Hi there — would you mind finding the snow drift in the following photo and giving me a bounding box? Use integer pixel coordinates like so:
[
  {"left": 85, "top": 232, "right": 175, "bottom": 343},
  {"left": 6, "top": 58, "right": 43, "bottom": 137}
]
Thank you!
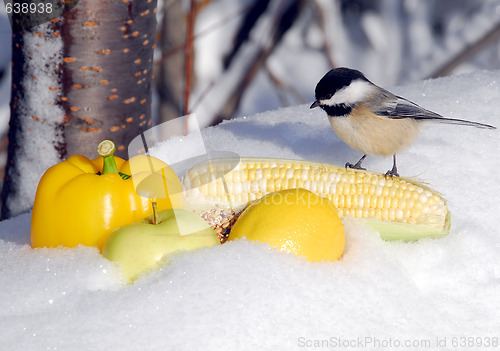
[{"left": 0, "top": 70, "right": 499, "bottom": 350}]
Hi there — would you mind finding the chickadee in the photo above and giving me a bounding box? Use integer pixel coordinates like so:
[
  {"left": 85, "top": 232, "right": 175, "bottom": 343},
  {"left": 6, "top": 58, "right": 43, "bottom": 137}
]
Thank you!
[{"left": 310, "top": 67, "right": 496, "bottom": 177}]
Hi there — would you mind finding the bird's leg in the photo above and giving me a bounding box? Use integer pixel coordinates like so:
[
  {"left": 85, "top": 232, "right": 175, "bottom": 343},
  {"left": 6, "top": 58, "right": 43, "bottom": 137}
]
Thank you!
[
  {"left": 346, "top": 154, "right": 367, "bottom": 170},
  {"left": 385, "top": 154, "right": 399, "bottom": 178}
]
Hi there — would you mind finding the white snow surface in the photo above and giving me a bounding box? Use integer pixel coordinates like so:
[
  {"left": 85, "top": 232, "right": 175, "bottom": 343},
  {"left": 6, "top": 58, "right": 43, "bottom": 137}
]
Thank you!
[{"left": 1, "top": 71, "right": 499, "bottom": 350}]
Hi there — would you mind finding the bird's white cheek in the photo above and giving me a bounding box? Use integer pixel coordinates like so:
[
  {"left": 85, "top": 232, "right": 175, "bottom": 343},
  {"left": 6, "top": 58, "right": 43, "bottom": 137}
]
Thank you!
[{"left": 322, "top": 80, "right": 375, "bottom": 106}]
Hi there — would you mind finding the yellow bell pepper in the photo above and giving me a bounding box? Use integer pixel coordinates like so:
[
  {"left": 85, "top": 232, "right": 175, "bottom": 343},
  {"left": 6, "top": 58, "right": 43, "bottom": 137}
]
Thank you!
[{"left": 31, "top": 140, "right": 184, "bottom": 251}]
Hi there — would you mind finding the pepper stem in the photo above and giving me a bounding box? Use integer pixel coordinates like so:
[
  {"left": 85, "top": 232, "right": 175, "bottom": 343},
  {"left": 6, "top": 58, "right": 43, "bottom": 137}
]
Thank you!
[
  {"left": 152, "top": 201, "right": 159, "bottom": 225},
  {"left": 97, "top": 140, "right": 119, "bottom": 175}
]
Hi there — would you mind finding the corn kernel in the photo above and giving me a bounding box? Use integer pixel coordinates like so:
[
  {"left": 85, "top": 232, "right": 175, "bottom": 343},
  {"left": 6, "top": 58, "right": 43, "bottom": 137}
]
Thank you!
[{"left": 183, "top": 158, "right": 448, "bottom": 230}]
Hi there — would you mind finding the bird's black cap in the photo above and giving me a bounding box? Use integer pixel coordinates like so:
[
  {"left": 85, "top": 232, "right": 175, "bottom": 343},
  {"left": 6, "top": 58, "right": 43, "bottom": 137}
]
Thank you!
[{"left": 314, "top": 67, "right": 369, "bottom": 101}]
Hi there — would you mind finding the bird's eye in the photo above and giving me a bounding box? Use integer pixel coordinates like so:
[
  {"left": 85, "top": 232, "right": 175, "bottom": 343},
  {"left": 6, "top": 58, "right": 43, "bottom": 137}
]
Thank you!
[{"left": 325, "top": 94, "right": 333, "bottom": 99}]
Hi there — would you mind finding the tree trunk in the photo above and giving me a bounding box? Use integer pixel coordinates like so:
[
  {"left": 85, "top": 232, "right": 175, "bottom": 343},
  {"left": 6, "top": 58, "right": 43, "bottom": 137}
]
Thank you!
[
  {"left": 1, "top": 0, "right": 158, "bottom": 219},
  {"left": 61, "top": 0, "right": 158, "bottom": 157},
  {"left": 155, "top": 0, "right": 185, "bottom": 123}
]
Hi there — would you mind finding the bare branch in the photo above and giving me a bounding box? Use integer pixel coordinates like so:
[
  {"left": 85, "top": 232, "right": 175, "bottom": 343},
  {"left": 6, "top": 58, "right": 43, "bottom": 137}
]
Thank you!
[
  {"left": 194, "top": 0, "right": 305, "bottom": 126},
  {"left": 428, "top": 22, "right": 500, "bottom": 79}
]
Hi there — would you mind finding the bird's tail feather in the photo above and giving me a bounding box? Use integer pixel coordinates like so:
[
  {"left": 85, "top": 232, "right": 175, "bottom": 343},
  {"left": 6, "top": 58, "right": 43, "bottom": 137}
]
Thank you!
[{"left": 416, "top": 116, "right": 496, "bottom": 129}]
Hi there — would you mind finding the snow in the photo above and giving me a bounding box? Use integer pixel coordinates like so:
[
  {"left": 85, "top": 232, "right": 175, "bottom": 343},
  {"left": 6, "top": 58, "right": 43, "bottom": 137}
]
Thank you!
[{"left": 1, "top": 70, "right": 500, "bottom": 350}]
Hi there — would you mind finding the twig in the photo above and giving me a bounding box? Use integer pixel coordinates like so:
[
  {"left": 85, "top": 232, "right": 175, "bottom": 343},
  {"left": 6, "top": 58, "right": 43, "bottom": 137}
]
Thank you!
[
  {"left": 311, "top": 0, "right": 336, "bottom": 68},
  {"left": 183, "top": 0, "right": 196, "bottom": 134},
  {"left": 264, "top": 64, "right": 307, "bottom": 106},
  {"left": 154, "top": 3, "right": 252, "bottom": 66},
  {"left": 428, "top": 22, "right": 500, "bottom": 78},
  {"left": 189, "top": 80, "right": 216, "bottom": 112},
  {"left": 209, "top": 0, "right": 305, "bottom": 126},
  {"left": 265, "top": 65, "right": 291, "bottom": 106}
]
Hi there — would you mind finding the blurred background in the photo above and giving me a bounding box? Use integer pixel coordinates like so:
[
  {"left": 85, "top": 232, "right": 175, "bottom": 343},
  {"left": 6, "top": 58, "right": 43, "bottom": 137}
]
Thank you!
[{"left": 1, "top": 0, "right": 500, "bottom": 178}]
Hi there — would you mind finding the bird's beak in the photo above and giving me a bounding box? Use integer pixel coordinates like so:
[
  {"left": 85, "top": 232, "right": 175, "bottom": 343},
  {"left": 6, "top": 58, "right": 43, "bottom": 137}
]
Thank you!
[{"left": 310, "top": 100, "right": 320, "bottom": 109}]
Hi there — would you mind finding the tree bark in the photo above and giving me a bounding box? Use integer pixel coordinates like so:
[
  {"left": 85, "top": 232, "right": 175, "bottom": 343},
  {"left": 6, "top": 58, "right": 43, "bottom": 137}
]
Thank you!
[
  {"left": 60, "top": 0, "right": 158, "bottom": 157},
  {"left": 1, "top": 19, "right": 65, "bottom": 219},
  {"left": 1, "top": 0, "right": 158, "bottom": 219}
]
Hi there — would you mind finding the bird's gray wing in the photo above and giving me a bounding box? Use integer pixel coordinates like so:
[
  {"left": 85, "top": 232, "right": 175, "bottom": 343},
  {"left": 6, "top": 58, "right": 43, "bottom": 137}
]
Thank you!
[
  {"left": 371, "top": 92, "right": 495, "bottom": 129},
  {"left": 371, "top": 91, "right": 443, "bottom": 119}
]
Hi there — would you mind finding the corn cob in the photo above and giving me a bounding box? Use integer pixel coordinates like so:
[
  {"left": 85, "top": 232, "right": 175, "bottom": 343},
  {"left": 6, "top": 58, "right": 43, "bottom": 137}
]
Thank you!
[{"left": 183, "top": 157, "right": 451, "bottom": 241}]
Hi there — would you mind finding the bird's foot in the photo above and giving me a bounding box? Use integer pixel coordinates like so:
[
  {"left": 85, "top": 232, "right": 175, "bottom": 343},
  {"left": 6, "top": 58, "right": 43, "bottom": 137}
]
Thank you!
[
  {"left": 345, "top": 161, "right": 366, "bottom": 170},
  {"left": 384, "top": 168, "right": 399, "bottom": 178},
  {"left": 345, "top": 155, "right": 367, "bottom": 170},
  {"left": 385, "top": 154, "right": 399, "bottom": 177}
]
